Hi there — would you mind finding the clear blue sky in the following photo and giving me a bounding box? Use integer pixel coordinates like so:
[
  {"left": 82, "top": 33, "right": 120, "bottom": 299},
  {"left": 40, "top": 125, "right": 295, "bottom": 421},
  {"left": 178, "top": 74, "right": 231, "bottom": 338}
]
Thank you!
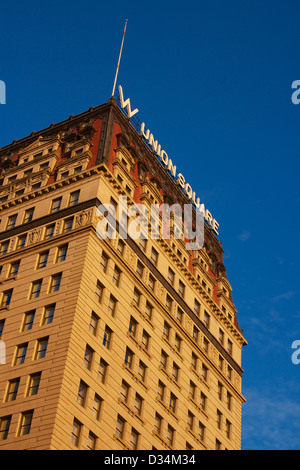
[{"left": 1, "top": 0, "right": 300, "bottom": 450}]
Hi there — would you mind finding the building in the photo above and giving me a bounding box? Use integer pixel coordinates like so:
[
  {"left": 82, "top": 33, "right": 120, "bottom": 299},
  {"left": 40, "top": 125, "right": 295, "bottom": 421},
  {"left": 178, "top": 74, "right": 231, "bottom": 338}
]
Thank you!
[{"left": 0, "top": 89, "right": 247, "bottom": 450}]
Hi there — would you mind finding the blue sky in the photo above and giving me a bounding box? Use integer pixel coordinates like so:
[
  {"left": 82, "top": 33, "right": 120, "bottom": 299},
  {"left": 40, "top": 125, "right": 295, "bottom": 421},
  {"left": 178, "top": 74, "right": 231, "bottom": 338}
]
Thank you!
[{"left": 1, "top": 0, "right": 300, "bottom": 450}]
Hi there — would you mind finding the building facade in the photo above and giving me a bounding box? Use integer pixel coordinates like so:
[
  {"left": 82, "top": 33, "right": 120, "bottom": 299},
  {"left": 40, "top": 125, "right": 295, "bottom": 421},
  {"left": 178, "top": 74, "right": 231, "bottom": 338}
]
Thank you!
[{"left": 0, "top": 93, "right": 246, "bottom": 450}]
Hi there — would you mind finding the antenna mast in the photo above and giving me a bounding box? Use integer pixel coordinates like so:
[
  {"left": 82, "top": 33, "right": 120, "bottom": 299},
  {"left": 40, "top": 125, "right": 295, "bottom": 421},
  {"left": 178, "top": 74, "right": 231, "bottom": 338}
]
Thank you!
[{"left": 112, "top": 19, "right": 128, "bottom": 97}]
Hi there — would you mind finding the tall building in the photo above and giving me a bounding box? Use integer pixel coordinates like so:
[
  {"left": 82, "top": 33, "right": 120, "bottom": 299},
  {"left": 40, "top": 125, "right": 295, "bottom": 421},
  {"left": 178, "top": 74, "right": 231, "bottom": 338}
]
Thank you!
[{"left": 0, "top": 89, "right": 246, "bottom": 450}]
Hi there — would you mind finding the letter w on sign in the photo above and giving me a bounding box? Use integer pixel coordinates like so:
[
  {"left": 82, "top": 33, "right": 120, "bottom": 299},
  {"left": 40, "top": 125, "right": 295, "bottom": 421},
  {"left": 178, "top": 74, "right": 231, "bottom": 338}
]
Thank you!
[{"left": 118, "top": 85, "right": 139, "bottom": 118}]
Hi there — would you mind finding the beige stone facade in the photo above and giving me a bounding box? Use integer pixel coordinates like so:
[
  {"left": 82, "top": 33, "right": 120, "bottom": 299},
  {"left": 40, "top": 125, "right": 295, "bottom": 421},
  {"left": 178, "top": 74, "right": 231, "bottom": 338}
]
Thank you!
[{"left": 0, "top": 97, "right": 246, "bottom": 450}]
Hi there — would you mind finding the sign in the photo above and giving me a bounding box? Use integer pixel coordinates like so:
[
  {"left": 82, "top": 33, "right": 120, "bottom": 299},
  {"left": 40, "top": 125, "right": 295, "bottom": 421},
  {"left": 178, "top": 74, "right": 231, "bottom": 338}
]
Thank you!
[{"left": 118, "top": 85, "right": 219, "bottom": 235}]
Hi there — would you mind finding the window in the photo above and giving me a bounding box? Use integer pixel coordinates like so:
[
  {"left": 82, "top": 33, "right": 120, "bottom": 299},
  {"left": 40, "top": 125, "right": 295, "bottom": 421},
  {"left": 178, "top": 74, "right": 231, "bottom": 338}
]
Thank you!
[
  {"left": 191, "top": 352, "right": 198, "bottom": 371},
  {"left": 1, "top": 289, "right": 13, "bottom": 307},
  {"left": 37, "top": 250, "right": 49, "bottom": 269},
  {"left": 168, "top": 267, "right": 175, "bottom": 285},
  {"left": 203, "top": 337, "right": 209, "bottom": 353},
  {"left": 0, "top": 416, "right": 11, "bottom": 441},
  {"left": 187, "top": 411, "right": 194, "bottom": 431},
  {"left": 227, "top": 339, "right": 233, "bottom": 355},
  {"left": 92, "top": 394, "right": 102, "bottom": 420},
  {"left": 130, "top": 428, "right": 139, "bottom": 450},
  {"left": 23, "top": 208, "right": 34, "bottom": 223},
  {"left": 8, "top": 260, "right": 20, "bottom": 277},
  {"left": 89, "top": 311, "right": 99, "bottom": 335},
  {"left": 145, "top": 301, "right": 153, "bottom": 320},
  {"left": 226, "top": 420, "right": 231, "bottom": 439},
  {"left": 0, "top": 240, "right": 9, "bottom": 255},
  {"left": 87, "top": 432, "right": 97, "bottom": 450},
  {"left": 108, "top": 295, "right": 117, "bottom": 317},
  {"left": 39, "top": 161, "right": 49, "bottom": 171},
  {"left": 154, "top": 413, "right": 162, "bottom": 435},
  {"left": 217, "top": 409, "right": 222, "bottom": 429},
  {"left": 44, "top": 224, "right": 55, "bottom": 239},
  {"left": 26, "top": 372, "right": 41, "bottom": 397},
  {"left": 148, "top": 273, "right": 156, "bottom": 291},
  {"left": 194, "top": 299, "right": 200, "bottom": 317},
  {"left": 166, "top": 294, "right": 173, "bottom": 311},
  {"left": 56, "top": 244, "right": 68, "bottom": 262},
  {"left": 136, "top": 260, "right": 144, "bottom": 278},
  {"left": 100, "top": 251, "right": 109, "bottom": 272},
  {"left": 7, "top": 214, "right": 17, "bottom": 230},
  {"left": 198, "top": 421, "right": 205, "bottom": 442},
  {"left": 129, "top": 316, "right": 138, "bottom": 336},
  {"left": 102, "top": 326, "right": 112, "bottom": 349},
  {"left": 50, "top": 197, "right": 62, "bottom": 213},
  {"left": 17, "top": 410, "right": 33, "bottom": 436},
  {"left": 218, "top": 381, "right": 223, "bottom": 400},
  {"left": 97, "top": 358, "right": 108, "bottom": 383},
  {"left": 150, "top": 247, "right": 158, "bottom": 265},
  {"left": 117, "top": 238, "right": 125, "bottom": 255},
  {"left": 63, "top": 217, "right": 73, "bottom": 233},
  {"left": 132, "top": 288, "right": 141, "bottom": 307},
  {"left": 157, "top": 381, "right": 165, "bottom": 401},
  {"left": 172, "top": 362, "right": 179, "bottom": 382},
  {"left": 167, "top": 425, "right": 175, "bottom": 447},
  {"left": 42, "top": 304, "right": 55, "bottom": 325},
  {"left": 193, "top": 326, "right": 199, "bottom": 342},
  {"left": 124, "top": 347, "right": 133, "bottom": 368},
  {"left": 112, "top": 265, "right": 121, "bottom": 287},
  {"left": 141, "top": 329, "right": 150, "bottom": 350},
  {"left": 160, "top": 350, "right": 168, "bottom": 370},
  {"left": 77, "top": 380, "right": 88, "bottom": 406},
  {"left": 176, "top": 307, "right": 183, "bottom": 323},
  {"left": 133, "top": 393, "right": 143, "bottom": 416},
  {"left": 14, "top": 343, "right": 28, "bottom": 365},
  {"left": 178, "top": 280, "right": 185, "bottom": 297},
  {"left": 34, "top": 337, "right": 48, "bottom": 360},
  {"left": 227, "top": 391, "right": 232, "bottom": 411},
  {"left": 0, "top": 319, "right": 5, "bottom": 338},
  {"left": 204, "top": 310, "right": 210, "bottom": 328},
  {"left": 115, "top": 415, "right": 125, "bottom": 439},
  {"left": 169, "top": 392, "right": 177, "bottom": 413},
  {"left": 49, "top": 273, "right": 62, "bottom": 293},
  {"left": 70, "top": 418, "right": 82, "bottom": 447},
  {"left": 16, "top": 234, "right": 26, "bottom": 249},
  {"left": 69, "top": 190, "right": 80, "bottom": 207},
  {"left": 202, "top": 364, "right": 208, "bottom": 381},
  {"left": 139, "top": 238, "right": 147, "bottom": 251},
  {"left": 219, "top": 328, "right": 224, "bottom": 345},
  {"left": 6, "top": 378, "right": 20, "bottom": 402},
  {"left": 30, "top": 279, "right": 42, "bottom": 299},
  {"left": 137, "top": 360, "right": 146, "bottom": 382},
  {"left": 200, "top": 392, "right": 207, "bottom": 411},
  {"left": 83, "top": 345, "right": 94, "bottom": 370},
  {"left": 120, "top": 380, "right": 130, "bottom": 403},
  {"left": 189, "top": 381, "right": 196, "bottom": 399},
  {"left": 95, "top": 281, "right": 104, "bottom": 303},
  {"left": 163, "top": 321, "right": 171, "bottom": 339},
  {"left": 22, "top": 310, "right": 35, "bottom": 331},
  {"left": 218, "top": 354, "right": 224, "bottom": 371}
]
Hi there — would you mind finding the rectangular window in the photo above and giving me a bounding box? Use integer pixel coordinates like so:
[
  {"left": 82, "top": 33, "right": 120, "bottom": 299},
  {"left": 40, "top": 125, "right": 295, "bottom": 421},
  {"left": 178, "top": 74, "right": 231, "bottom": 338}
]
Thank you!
[
  {"left": 167, "top": 425, "right": 174, "bottom": 447},
  {"left": 69, "top": 190, "right": 80, "bottom": 207},
  {"left": 0, "top": 319, "right": 5, "bottom": 338},
  {"left": 115, "top": 415, "right": 125, "bottom": 440},
  {"left": 97, "top": 358, "right": 108, "bottom": 383},
  {"left": 95, "top": 281, "right": 104, "bottom": 303},
  {"left": 166, "top": 294, "right": 173, "bottom": 311},
  {"left": 77, "top": 380, "right": 88, "bottom": 406},
  {"left": 30, "top": 279, "right": 42, "bottom": 299},
  {"left": 130, "top": 428, "right": 139, "bottom": 450},
  {"left": 44, "top": 224, "right": 55, "bottom": 239},
  {"left": 194, "top": 299, "right": 200, "bottom": 317},
  {"left": 0, "top": 416, "right": 11, "bottom": 441},
  {"left": 23, "top": 208, "right": 34, "bottom": 224},
  {"left": 16, "top": 234, "right": 27, "bottom": 249},
  {"left": 154, "top": 413, "right": 162, "bottom": 435},
  {"left": 18, "top": 410, "right": 34, "bottom": 436},
  {"left": 100, "top": 251, "right": 109, "bottom": 272},
  {"left": 1, "top": 289, "right": 13, "bottom": 307},
  {"left": 145, "top": 301, "right": 153, "bottom": 320},
  {"left": 178, "top": 280, "right": 185, "bottom": 297},
  {"left": 26, "top": 372, "right": 41, "bottom": 397},
  {"left": 148, "top": 274, "right": 156, "bottom": 291},
  {"left": 63, "top": 217, "right": 73, "bottom": 233},
  {"left": 120, "top": 380, "right": 130, "bottom": 403},
  {"left": 8, "top": 260, "right": 20, "bottom": 277},
  {"left": 6, "top": 378, "right": 20, "bottom": 402},
  {"left": 124, "top": 347, "right": 133, "bottom": 368},
  {"left": 87, "top": 432, "right": 97, "bottom": 450},
  {"left": 102, "top": 325, "right": 112, "bottom": 349},
  {"left": 34, "top": 337, "right": 49, "bottom": 360},
  {"left": 150, "top": 247, "right": 158, "bottom": 265},
  {"left": 83, "top": 345, "right": 94, "bottom": 370},
  {"left": 133, "top": 288, "right": 141, "bottom": 307},
  {"left": 70, "top": 418, "right": 82, "bottom": 447},
  {"left": 0, "top": 240, "right": 9, "bottom": 255},
  {"left": 42, "top": 304, "right": 55, "bottom": 325},
  {"left": 50, "top": 197, "right": 62, "bottom": 213},
  {"left": 37, "top": 251, "right": 49, "bottom": 269},
  {"left": 22, "top": 310, "right": 35, "bottom": 331},
  {"left": 49, "top": 273, "right": 62, "bottom": 293},
  {"left": 136, "top": 260, "right": 144, "bottom": 278},
  {"left": 129, "top": 316, "right": 138, "bottom": 336},
  {"left": 7, "top": 214, "right": 17, "bottom": 230},
  {"left": 108, "top": 295, "right": 117, "bottom": 317},
  {"left": 14, "top": 343, "right": 28, "bottom": 365},
  {"left": 92, "top": 394, "right": 102, "bottom": 420},
  {"left": 168, "top": 268, "right": 175, "bottom": 285},
  {"left": 56, "top": 244, "right": 68, "bottom": 262},
  {"left": 89, "top": 311, "right": 99, "bottom": 336},
  {"left": 112, "top": 265, "right": 121, "bottom": 287}
]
